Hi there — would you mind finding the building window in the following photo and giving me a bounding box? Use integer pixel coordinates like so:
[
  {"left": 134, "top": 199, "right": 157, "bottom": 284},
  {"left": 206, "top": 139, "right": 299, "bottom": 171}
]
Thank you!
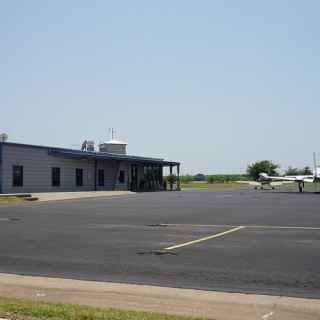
[
  {"left": 76, "top": 168, "right": 83, "bottom": 186},
  {"left": 98, "top": 169, "right": 104, "bottom": 186},
  {"left": 51, "top": 167, "right": 60, "bottom": 187},
  {"left": 119, "top": 170, "right": 125, "bottom": 183},
  {"left": 12, "top": 165, "right": 23, "bottom": 187}
]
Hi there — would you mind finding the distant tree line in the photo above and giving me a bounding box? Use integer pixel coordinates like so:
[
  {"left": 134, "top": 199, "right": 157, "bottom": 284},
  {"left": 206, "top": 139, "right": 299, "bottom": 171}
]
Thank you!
[
  {"left": 179, "top": 173, "right": 249, "bottom": 184},
  {"left": 174, "top": 160, "right": 313, "bottom": 184},
  {"left": 285, "top": 166, "right": 312, "bottom": 176}
]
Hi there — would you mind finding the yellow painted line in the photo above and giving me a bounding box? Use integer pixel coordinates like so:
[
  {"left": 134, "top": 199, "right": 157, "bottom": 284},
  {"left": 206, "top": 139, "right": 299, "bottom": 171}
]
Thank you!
[
  {"left": 165, "top": 223, "right": 238, "bottom": 228},
  {"left": 164, "top": 224, "right": 320, "bottom": 231},
  {"left": 164, "top": 226, "right": 245, "bottom": 251},
  {"left": 249, "top": 225, "right": 320, "bottom": 230}
]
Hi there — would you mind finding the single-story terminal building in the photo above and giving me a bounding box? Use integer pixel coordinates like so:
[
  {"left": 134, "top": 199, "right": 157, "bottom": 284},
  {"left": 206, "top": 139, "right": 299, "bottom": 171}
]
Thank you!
[{"left": 0, "top": 139, "right": 180, "bottom": 194}]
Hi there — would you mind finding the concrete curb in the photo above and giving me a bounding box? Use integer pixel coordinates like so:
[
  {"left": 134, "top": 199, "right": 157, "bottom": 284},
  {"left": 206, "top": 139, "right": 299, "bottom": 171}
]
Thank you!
[
  {"left": 31, "top": 191, "right": 135, "bottom": 202},
  {"left": 0, "top": 273, "right": 319, "bottom": 320}
]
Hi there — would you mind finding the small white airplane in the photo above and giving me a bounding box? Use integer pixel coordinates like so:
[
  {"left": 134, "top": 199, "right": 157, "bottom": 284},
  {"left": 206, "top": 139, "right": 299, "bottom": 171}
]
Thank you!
[
  {"left": 259, "top": 153, "right": 320, "bottom": 193},
  {"left": 236, "top": 180, "right": 291, "bottom": 190}
]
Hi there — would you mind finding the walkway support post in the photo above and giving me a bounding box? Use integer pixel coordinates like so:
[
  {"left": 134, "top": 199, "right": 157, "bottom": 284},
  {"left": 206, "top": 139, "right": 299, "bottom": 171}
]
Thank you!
[
  {"left": 177, "top": 164, "right": 181, "bottom": 191},
  {"left": 94, "top": 159, "right": 97, "bottom": 191},
  {"left": 170, "top": 165, "right": 173, "bottom": 191}
]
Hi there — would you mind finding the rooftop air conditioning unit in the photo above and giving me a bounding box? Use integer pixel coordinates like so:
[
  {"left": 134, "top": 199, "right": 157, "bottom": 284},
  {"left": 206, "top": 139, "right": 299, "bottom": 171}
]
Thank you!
[
  {"left": 81, "top": 140, "right": 95, "bottom": 152},
  {"left": 0, "top": 133, "right": 8, "bottom": 142},
  {"left": 86, "top": 141, "right": 95, "bottom": 152}
]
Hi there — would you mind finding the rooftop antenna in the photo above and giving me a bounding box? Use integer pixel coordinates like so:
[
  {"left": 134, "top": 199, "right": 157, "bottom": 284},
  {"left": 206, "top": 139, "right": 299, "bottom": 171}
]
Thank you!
[
  {"left": 111, "top": 128, "right": 116, "bottom": 140},
  {"left": 108, "top": 128, "right": 112, "bottom": 140},
  {"left": 108, "top": 128, "right": 116, "bottom": 140}
]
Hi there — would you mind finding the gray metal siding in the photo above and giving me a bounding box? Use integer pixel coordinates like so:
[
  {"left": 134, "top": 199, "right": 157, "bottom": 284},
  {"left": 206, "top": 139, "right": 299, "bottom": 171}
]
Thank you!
[
  {"left": 0, "top": 143, "right": 166, "bottom": 194},
  {"left": 96, "top": 160, "right": 119, "bottom": 191},
  {"left": 1, "top": 144, "right": 97, "bottom": 193}
]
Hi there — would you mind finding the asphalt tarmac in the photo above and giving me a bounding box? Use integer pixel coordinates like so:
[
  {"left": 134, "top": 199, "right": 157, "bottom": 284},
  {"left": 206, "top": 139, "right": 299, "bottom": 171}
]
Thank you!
[{"left": 0, "top": 187, "right": 320, "bottom": 299}]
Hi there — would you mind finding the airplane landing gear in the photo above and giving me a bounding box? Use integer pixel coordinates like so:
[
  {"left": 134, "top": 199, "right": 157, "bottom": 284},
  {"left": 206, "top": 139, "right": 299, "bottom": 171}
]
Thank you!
[{"left": 298, "top": 182, "right": 304, "bottom": 193}]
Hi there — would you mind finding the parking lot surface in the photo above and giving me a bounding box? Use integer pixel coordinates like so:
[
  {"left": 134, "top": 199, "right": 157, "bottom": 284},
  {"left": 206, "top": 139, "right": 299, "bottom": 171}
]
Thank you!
[{"left": 0, "top": 188, "right": 320, "bottom": 298}]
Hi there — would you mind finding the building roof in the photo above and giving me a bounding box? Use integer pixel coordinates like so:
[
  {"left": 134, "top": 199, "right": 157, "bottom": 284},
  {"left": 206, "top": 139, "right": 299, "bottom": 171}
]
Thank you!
[
  {"left": 100, "top": 139, "right": 128, "bottom": 145},
  {"left": 0, "top": 142, "right": 180, "bottom": 166}
]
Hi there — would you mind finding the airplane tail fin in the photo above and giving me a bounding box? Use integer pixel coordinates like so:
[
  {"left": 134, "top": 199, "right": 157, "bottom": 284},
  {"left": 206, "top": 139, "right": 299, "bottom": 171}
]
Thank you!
[{"left": 314, "top": 152, "right": 320, "bottom": 179}]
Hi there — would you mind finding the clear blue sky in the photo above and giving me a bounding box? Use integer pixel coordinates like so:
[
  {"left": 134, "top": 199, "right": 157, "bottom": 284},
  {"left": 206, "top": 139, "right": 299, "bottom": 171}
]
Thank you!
[{"left": 1, "top": 1, "right": 319, "bottom": 174}]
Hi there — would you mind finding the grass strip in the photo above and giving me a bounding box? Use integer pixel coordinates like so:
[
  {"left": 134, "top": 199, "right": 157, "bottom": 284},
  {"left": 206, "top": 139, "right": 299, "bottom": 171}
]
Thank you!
[
  {"left": 0, "top": 196, "right": 25, "bottom": 204},
  {"left": 0, "top": 296, "right": 205, "bottom": 320},
  {"left": 181, "top": 182, "right": 243, "bottom": 189}
]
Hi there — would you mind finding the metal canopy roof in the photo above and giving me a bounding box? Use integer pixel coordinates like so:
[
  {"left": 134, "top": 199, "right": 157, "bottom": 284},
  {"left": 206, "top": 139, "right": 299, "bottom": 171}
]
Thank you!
[{"left": 48, "top": 148, "right": 179, "bottom": 166}]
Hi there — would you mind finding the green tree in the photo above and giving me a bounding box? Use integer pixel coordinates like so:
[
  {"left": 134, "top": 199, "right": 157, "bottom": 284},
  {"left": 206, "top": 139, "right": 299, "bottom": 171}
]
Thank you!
[
  {"left": 180, "top": 174, "right": 194, "bottom": 183},
  {"left": 247, "top": 160, "right": 280, "bottom": 180},
  {"left": 285, "top": 166, "right": 300, "bottom": 176},
  {"left": 286, "top": 166, "right": 313, "bottom": 175},
  {"left": 166, "top": 174, "right": 177, "bottom": 187},
  {"left": 193, "top": 173, "right": 206, "bottom": 181},
  {"left": 206, "top": 175, "right": 215, "bottom": 184},
  {"left": 302, "top": 166, "right": 313, "bottom": 175}
]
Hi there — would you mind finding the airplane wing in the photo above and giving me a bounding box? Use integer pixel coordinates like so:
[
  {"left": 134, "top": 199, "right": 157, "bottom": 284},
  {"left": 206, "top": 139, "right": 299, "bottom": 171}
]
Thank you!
[
  {"left": 302, "top": 178, "right": 315, "bottom": 183},
  {"left": 267, "top": 176, "right": 300, "bottom": 181},
  {"left": 264, "top": 175, "right": 313, "bottom": 182},
  {"left": 270, "top": 181, "right": 294, "bottom": 186},
  {"left": 236, "top": 181, "right": 261, "bottom": 186}
]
